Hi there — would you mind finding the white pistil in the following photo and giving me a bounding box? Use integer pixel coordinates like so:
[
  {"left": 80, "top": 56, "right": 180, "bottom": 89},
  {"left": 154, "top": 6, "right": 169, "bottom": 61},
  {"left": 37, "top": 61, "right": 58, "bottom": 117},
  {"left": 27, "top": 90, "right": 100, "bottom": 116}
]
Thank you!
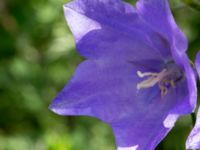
[
  {"left": 136, "top": 69, "right": 175, "bottom": 96},
  {"left": 137, "top": 71, "right": 158, "bottom": 78}
]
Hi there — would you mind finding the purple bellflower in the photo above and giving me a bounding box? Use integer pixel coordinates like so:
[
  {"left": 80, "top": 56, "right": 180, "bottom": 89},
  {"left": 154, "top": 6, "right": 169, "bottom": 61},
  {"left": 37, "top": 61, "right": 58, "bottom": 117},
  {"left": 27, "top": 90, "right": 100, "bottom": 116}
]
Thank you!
[
  {"left": 186, "top": 52, "right": 200, "bottom": 149},
  {"left": 49, "top": 0, "right": 198, "bottom": 149}
]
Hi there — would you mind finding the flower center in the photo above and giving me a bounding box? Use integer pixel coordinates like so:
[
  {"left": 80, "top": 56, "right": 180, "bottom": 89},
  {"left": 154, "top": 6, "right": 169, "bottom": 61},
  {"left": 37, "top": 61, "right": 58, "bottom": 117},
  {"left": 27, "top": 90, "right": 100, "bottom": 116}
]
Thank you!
[{"left": 136, "top": 64, "right": 183, "bottom": 96}]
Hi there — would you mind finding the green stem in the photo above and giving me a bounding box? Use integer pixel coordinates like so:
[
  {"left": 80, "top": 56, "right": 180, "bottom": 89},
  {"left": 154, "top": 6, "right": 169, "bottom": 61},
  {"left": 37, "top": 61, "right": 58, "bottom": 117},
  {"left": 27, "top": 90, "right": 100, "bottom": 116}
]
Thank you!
[
  {"left": 183, "top": 0, "right": 200, "bottom": 11},
  {"left": 191, "top": 112, "right": 196, "bottom": 126}
]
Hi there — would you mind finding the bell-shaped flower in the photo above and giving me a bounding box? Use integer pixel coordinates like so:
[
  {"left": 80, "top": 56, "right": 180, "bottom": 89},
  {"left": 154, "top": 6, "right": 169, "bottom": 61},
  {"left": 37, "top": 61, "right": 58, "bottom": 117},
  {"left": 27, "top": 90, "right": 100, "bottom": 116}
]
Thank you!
[{"left": 49, "top": 0, "right": 197, "bottom": 149}]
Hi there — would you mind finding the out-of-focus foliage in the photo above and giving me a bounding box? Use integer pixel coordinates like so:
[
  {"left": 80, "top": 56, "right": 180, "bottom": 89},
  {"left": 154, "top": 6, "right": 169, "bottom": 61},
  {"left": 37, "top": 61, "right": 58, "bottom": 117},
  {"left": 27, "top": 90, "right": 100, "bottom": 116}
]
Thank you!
[{"left": 0, "top": 0, "right": 200, "bottom": 149}]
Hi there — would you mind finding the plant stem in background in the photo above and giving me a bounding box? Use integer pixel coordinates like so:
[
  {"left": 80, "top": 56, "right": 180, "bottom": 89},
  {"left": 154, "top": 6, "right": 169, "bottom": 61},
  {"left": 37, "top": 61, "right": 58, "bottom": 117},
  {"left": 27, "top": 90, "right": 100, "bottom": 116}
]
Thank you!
[
  {"left": 183, "top": 0, "right": 200, "bottom": 11},
  {"left": 191, "top": 112, "right": 196, "bottom": 126}
]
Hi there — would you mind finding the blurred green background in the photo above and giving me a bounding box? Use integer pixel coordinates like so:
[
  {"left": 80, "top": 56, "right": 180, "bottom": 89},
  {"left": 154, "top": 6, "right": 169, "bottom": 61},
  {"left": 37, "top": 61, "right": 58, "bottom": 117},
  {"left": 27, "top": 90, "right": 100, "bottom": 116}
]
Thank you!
[{"left": 0, "top": 0, "right": 200, "bottom": 149}]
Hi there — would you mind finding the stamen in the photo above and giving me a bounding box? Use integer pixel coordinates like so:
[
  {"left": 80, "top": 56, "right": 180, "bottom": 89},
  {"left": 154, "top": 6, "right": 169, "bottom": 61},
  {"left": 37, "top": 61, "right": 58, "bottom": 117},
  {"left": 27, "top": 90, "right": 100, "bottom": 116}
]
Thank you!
[
  {"left": 136, "top": 68, "right": 179, "bottom": 96},
  {"left": 170, "top": 80, "right": 175, "bottom": 87},
  {"left": 159, "top": 85, "right": 168, "bottom": 96},
  {"left": 137, "top": 76, "right": 160, "bottom": 90},
  {"left": 137, "top": 69, "right": 167, "bottom": 89}
]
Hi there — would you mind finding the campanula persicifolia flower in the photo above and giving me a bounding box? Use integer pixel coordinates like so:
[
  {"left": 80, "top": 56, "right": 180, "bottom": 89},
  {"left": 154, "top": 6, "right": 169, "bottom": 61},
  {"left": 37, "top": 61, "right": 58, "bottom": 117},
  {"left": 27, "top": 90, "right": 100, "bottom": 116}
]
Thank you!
[{"left": 49, "top": 0, "right": 197, "bottom": 149}]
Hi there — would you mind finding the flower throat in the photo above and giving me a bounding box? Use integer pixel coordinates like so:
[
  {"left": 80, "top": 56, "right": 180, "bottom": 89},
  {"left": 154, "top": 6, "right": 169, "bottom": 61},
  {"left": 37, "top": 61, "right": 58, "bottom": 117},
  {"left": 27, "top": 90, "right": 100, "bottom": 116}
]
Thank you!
[{"left": 136, "top": 62, "right": 184, "bottom": 96}]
